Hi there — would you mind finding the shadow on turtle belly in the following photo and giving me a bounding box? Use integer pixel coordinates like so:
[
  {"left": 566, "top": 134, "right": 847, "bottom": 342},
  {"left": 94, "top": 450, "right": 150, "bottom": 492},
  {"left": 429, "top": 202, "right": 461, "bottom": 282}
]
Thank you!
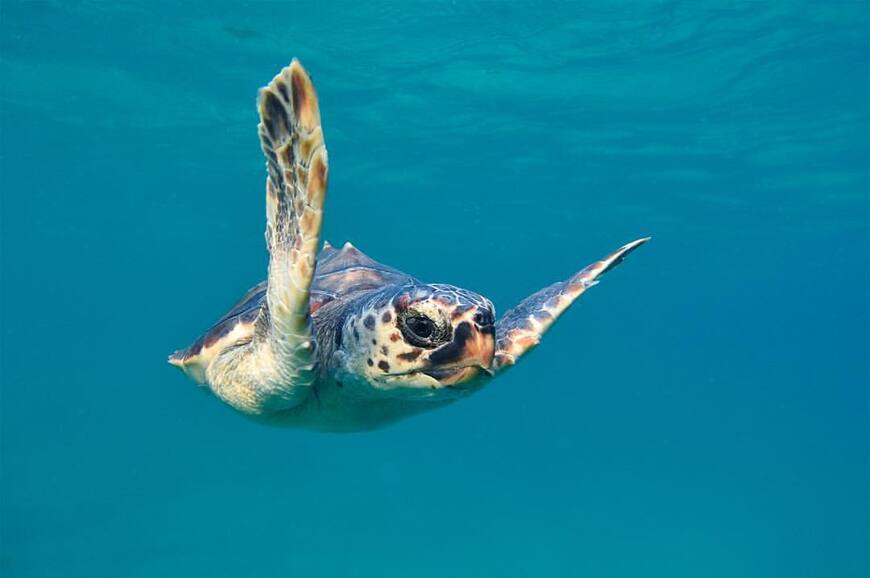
[{"left": 244, "top": 385, "right": 465, "bottom": 433}]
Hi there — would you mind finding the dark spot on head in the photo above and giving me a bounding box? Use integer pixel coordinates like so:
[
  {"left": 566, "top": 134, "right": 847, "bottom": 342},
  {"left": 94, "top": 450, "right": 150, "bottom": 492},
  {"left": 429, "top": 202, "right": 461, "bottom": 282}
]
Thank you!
[
  {"left": 428, "top": 322, "right": 473, "bottom": 365},
  {"left": 367, "top": 358, "right": 373, "bottom": 367},
  {"left": 389, "top": 333, "right": 400, "bottom": 342},
  {"left": 335, "top": 380, "right": 343, "bottom": 388},
  {"left": 382, "top": 311, "right": 392, "bottom": 323},
  {"left": 378, "top": 360, "right": 390, "bottom": 372},
  {"left": 380, "top": 345, "right": 389, "bottom": 356},
  {"left": 372, "top": 339, "right": 377, "bottom": 345},
  {"left": 474, "top": 310, "right": 495, "bottom": 326},
  {"left": 397, "top": 349, "right": 422, "bottom": 362},
  {"left": 363, "top": 315, "right": 376, "bottom": 330},
  {"left": 353, "top": 327, "right": 360, "bottom": 342}
]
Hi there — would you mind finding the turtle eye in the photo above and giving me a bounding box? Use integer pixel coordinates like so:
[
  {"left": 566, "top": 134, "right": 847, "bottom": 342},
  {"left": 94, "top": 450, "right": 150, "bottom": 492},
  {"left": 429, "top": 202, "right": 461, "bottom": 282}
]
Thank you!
[
  {"left": 406, "top": 316, "right": 433, "bottom": 338},
  {"left": 399, "top": 310, "right": 450, "bottom": 348}
]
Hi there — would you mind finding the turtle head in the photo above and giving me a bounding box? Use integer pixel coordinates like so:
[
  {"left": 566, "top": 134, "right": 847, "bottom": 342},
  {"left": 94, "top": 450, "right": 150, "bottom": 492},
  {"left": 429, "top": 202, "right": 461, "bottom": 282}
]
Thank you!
[{"left": 342, "top": 283, "right": 496, "bottom": 398}]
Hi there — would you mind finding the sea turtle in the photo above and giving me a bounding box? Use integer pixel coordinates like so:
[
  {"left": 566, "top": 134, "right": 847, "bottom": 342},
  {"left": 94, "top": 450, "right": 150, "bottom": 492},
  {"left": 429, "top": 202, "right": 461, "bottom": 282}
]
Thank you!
[{"left": 169, "top": 60, "right": 649, "bottom": 432}]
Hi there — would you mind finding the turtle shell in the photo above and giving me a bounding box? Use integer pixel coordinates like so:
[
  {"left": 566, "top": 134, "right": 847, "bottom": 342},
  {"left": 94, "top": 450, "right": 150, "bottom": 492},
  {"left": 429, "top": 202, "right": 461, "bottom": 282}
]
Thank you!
[
  {"left": 169, "top": 242, "right": 414, "bottom": 381},
  {"left": 310, "top": 241, "right": 414, "bottom": 305}
]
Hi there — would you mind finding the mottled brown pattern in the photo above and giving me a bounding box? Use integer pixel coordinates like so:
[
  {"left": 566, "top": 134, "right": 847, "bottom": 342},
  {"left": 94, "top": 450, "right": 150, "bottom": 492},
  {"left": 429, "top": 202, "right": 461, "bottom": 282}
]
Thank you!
[
  {"left": 397, "top": 349, "right": 422, "bottom": 362},
  {"left": 275, "top": 80, "right": 290, "bottom": 103},
  {"left": 291, "top": 66, "right": 317, "bottom": 130},
  {"left": 307, "top": 152, "right": 328, "bottom": 205},
  {"left": 291, "top": 69, "right": 306, "bottom": 107},
  {"left": 300, "top": 127, "right": 322, "bottom": 162},
  {"left": 392, "top": 293, "right": 411, "bottom": 311},
  {"left": 492, "top": 237, "right": 649, "bottom": 371},
  {"left": 278, "top": 144, "right": 294, "bottom": 168},
  {"left": 515, "top": 334, "right": 538, "bottom": 348},
  {"left": 261, "top": 90, "right": 288, "bottom": 142},
  {"left": 312, "top": 249, "right": 411, "bottom": 296},
  {"left": 533, "top": 311, "right": 552, "bottom": 323},
  {"left": 451, "top": 304, "right": 473, "bottom": 320},
  {"left": 299, "top": 208, "right": 318, "bottom": 236}
]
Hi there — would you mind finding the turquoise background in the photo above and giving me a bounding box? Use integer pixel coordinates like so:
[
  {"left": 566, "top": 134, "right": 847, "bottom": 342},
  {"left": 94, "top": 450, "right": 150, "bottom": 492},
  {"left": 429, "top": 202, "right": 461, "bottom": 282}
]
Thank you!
[{"left": 1, "top": 2, "right": 867, "bottom": 577}]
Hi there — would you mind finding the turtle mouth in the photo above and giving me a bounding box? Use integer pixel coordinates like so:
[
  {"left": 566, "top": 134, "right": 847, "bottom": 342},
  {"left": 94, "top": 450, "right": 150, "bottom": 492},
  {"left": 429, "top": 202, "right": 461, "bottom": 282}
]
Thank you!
[
  {"left": 421, "top": 367, "right": 463, "bottom": 380},
  {"left": 384, "top": 363, "right": 491, "bottom": 388},
  {"left": 422, "top": 364, "right": 490, "bottom": 386}
]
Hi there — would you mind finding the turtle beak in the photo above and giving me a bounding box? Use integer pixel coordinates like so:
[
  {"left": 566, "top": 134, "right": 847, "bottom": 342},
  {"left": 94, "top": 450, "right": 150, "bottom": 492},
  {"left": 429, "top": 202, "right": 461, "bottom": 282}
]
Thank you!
[
  {"left": 467, "top": 320, "right": 495, "bottom": 370},
  {"left": 424, "top": 320, "right": 495, "bottom": 385}
]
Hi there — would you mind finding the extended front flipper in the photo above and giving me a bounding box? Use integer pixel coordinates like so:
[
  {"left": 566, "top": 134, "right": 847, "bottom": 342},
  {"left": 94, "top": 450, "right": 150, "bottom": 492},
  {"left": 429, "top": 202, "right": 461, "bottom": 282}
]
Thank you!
[
  {"left": 170, "top": 61, "right": 328, "bottom": 415},
  {"left": 493, "top": 237, "right": 649, "bottom": 371}
]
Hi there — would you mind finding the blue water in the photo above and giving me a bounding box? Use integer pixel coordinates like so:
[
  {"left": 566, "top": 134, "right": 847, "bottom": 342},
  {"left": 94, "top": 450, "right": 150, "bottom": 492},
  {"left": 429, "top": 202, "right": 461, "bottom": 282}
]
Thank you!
[{"left": 1, "top": 2, "right": 867, "bottom": 576}]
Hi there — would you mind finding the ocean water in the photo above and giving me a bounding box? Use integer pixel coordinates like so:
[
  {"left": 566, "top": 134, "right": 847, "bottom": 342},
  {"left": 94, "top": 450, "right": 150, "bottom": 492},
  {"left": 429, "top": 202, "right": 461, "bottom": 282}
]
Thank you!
[{"left": 1, "top": 2, "right": 867, "bottom": 576}]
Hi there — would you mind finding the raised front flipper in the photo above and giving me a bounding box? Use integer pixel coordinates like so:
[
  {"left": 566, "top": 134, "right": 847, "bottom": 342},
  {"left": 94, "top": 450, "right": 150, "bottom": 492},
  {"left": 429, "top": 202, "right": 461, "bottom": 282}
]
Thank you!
[
  {"left": 493, "top": 237, "right": 649, "bottom": 371},
  {"left": 254, "top": 60, "right": 328, "bottom": 393},
  {"left": 170, "top": 61, "right": 328, "bottom": 415}
]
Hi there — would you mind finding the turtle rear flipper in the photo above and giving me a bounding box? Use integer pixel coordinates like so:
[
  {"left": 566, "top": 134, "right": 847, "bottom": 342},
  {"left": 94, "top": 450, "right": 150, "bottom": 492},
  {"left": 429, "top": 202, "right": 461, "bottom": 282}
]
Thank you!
[
  {"left": 493, "top": 237, "right": 649, "bottom": 371},
  {"left": 170, "top": 60, "right": 328, "bottom": 414}
]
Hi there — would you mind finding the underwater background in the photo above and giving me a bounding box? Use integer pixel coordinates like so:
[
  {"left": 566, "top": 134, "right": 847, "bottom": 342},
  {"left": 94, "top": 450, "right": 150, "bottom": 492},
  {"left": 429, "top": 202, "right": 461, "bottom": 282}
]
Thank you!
[{"left": 1, "top": 2, "right": 867, "bottom": 577}]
